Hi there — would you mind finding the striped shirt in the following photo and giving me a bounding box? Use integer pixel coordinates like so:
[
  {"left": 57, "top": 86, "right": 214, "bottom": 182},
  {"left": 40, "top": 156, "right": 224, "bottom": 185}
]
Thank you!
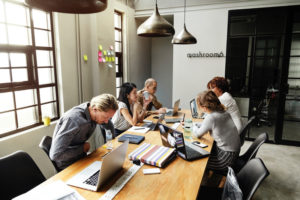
[{"left": 112, "top": 101, "right": 133, "bottom": 131}]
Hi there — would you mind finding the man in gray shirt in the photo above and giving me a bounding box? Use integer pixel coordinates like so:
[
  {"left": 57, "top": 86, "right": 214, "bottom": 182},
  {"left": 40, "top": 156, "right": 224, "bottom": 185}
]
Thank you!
[{"left": 50, "top": 94, "right": 118, "bottom": 171}]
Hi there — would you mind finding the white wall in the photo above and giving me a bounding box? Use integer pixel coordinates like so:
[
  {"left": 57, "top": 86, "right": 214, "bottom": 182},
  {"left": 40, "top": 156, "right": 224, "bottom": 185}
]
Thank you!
[{"left": 173, "top": 9, "right": 227, "bottom": 108}]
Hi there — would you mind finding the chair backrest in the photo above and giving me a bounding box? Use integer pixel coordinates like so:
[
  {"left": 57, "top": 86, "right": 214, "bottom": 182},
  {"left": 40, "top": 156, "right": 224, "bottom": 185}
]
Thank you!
[
  {"left": 0, "top": 150, "right": 46, "bottom": 200},
  {"left": 39, "top": 135, "right": 60, "bottom": 172},
  {"left": 240, "top": 132, "right": 268, "bottom": 163},
  {"left": 240, "top": 116, "right": 256, "bottom": 146},
  {"left": 236, "top": 158, "right": 270, "bottom": 200}
]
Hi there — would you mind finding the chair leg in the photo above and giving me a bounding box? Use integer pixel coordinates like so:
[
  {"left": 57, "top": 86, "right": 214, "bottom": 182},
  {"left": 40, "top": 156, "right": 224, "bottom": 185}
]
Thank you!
[{"left": 218, "top": 176, "right": 226, "bottom": 188}]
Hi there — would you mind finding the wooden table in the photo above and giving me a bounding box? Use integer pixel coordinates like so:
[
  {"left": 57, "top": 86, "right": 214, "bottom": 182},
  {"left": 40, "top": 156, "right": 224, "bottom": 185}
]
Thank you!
[{"left": 43, "top": 110, "right": 214, "bottom": 200}]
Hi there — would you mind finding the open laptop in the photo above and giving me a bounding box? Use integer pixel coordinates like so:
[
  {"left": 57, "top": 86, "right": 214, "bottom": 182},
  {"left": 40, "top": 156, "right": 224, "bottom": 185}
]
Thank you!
[
  {"left": 142, "top": 113, "right": 165, "bottom": 131},
  {"left": 190, "top": 98, "right": 205, "bottom": 119},
  {"left": 158, "top": 123, "right": 209, "bottom": 161},
  {"left": 166, "top": 99, "right": 180, "bottom": 116},
  {"left": 67, "top": 140, "right": 129, "bottom": 191}
]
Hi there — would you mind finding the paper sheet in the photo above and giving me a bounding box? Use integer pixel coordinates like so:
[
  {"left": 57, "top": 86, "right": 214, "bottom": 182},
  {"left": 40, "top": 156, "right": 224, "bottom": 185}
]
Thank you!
[{"left": 127, "top": 126, "right": 150, "bottom": 133}]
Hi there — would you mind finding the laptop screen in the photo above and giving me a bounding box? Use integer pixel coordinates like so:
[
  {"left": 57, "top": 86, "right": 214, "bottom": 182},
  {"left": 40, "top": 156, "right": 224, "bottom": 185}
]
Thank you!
[
  {"left": 158, "top": 124, "right": 186, "bottom": 156},
  {"left": 190, "top": 99, "right": 197, "bottom": 116}
]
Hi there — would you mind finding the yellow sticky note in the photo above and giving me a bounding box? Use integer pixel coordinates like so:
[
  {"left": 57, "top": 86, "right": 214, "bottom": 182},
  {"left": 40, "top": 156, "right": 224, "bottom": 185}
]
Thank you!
[
  {"left": 103, "top": 50, "right": 107, "bottom": 55},
  {"left": 98, "top": 45, "right": 103, "bottom": 51},
  {"left": 108, "top": 57, "right": 112, "bottom": 62},
  {"left": 83, "top": 54, "right": 88, "bottom": 61},
  {"left": 112, "top": 56, "right": 115, "bottom": 62},
  {"left": 105, "top": 56, "right": 109, "bottom": 61}
]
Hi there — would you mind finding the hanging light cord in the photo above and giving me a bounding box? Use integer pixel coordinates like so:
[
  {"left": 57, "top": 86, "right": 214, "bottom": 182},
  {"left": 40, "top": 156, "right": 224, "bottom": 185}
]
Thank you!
[{"left": 184, "top": 0, "right": 186, "bottom": 25}]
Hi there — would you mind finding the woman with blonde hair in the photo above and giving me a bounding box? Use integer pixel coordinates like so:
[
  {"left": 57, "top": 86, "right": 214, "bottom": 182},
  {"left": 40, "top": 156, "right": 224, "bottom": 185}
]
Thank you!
[{"left": 193, "top": 90, "right": 241, "bottom": 171}]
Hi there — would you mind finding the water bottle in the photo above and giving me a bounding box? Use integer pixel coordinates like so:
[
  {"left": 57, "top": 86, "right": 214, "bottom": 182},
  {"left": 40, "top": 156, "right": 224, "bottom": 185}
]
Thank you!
[
  {"left": 184, "top": 118, "right": 193, "bottom": 140},
  {"left": 106, "top": 130, "right": 113, "bottom": 151}
]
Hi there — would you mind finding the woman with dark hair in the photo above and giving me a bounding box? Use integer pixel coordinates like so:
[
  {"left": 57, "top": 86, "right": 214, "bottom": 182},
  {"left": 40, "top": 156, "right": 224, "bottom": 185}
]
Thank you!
[
  {"left": 193, "top": 90, "right": 241, "bottom": 172},
  {"left": 112, "top": 82, "right": 151, "bottom": 135},
  {"left": 207, "top": 77, "right": 243, "bottom": 133}
]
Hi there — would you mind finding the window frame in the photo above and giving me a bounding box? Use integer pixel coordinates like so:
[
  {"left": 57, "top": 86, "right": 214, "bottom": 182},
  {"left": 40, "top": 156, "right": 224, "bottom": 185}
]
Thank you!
[{"left": 0, "top": 0, "right": 59, "bottom": 138}]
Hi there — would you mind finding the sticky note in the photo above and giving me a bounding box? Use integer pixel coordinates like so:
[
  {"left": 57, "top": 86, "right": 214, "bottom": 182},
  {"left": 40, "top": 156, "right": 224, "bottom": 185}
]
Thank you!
[
  {"left": 112, "top": 57, "right": 115, "bottom": 62},
  {"left": 98, "top": 45, "right": 103, "bottom": 51},
  {"left": 110, "top": 45, "right": 114, "bottom": 50},
  {"left": 105, "top": 56, "right": 109, "bottom": 61},
  {"left": 108, "top": 64, "right": 113, "bottom": 68},
  {"left": 103, "top": 50, "right": 107, "bottom": 55},
  {"left": 98, "top": 51, "right": 102, "bottom": 56},
  {"left": 98, "top": 57, "right": 102, "bottom": 63},
  {"left": 83, "top": 54, "right": 88, "bottom": 61}
]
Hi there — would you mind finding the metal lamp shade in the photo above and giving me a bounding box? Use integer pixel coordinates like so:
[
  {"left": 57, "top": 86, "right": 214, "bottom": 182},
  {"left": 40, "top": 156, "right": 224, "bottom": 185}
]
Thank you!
[
  {"left": 137, "top": 4, "right": 175, "bottom": 37},
  {"left": 25, "top": 0, "right": 107, "bottom": 14},
  {"left": 172, "top": 24, "right": 197, "bottom": 44}
]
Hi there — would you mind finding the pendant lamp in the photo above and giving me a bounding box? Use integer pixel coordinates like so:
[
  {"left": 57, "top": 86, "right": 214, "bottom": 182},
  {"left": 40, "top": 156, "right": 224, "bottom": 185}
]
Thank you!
[
  {"left": 25, "top": 0, "right": 107, "bottom": 14},
  {"left": 172, "top": 0, "right": 197, "bottom": 44},
  {"left": 137, "top": 0, "right": 175, "bottom": 37}
]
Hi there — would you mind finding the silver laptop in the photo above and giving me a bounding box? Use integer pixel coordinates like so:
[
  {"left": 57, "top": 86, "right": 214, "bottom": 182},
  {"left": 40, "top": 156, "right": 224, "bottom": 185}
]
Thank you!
[
  {"left": 67, "top": 140, "right": 129, "bottom": 191},
  {"left": 190, "top": 99, "right": 205, "bottom": 119},
  {"left": 166, "top": 99, "right": 180, "bottom": 116}
]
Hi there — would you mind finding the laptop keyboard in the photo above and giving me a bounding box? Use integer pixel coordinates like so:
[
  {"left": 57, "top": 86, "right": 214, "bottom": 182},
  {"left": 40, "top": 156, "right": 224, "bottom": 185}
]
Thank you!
[{"left": 83, "top": 170, "right": 100, "bottom": 186}]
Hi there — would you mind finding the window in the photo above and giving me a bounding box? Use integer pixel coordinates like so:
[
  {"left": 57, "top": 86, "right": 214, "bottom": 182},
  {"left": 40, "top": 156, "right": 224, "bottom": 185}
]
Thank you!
[
  {"left": 0, "top": 0, "right": 59, "bottom": 137},
  {"left": 114, "top": 10, "right": 123, "bottom": 96}
]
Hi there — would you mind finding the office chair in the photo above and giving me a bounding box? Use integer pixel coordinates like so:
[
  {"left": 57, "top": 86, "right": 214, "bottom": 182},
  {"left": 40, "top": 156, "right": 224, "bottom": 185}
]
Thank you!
[
  {"left": 197, "top": 158, "right": 270, "bottom": 200},
  {"left": 233, "top": 132, "right": 268, "bottom": 173},
  {"left": 0, "top": 150, "right": 46, "bottom": 200},
  {"left": 239, "top": 116, "right": 256, "bottom": 146},
  {"left": 39, "top": 135, "right": 60, "bottom": 172}
]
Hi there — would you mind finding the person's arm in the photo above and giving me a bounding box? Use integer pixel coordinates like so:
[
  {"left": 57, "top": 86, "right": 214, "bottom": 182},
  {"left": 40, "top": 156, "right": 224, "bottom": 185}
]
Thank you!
[
  {"left": 100, "top": 119, "right": 115, "bottom": 140},
  {"left": 49, "top": 119, "right": 86, "bottom": 163},
  {"left": 192, "top": 115, "right": 213, "bottom": 138},
  {"left": 134, "top": 100, "right": 151, "bottom": 122},
  {"left": 152, "top": 95, "right": 163, "bottom": 109},
  {"left": 120, "top": 107, "right": 138, "bottom": 126}
]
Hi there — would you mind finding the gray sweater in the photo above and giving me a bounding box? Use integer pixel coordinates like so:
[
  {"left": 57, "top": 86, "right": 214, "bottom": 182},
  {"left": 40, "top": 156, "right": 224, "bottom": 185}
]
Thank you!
[
  {"left": 193, "top": 111, "right": 241, "bottom": 152},
  {"left": 50, "top": 103, "right": 114, "bottom": 170}
]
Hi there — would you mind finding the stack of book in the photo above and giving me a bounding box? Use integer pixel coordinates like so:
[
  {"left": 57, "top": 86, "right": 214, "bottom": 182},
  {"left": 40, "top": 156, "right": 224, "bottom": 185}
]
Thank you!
[{"left": 128, "top": 143, "right": 176, "bottom": 168}]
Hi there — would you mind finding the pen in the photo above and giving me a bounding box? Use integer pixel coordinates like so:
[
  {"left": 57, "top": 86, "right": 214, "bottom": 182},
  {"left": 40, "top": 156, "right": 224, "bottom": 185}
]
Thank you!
[{"left": 134, "top": 127, "right": 145, "bottom": 130}]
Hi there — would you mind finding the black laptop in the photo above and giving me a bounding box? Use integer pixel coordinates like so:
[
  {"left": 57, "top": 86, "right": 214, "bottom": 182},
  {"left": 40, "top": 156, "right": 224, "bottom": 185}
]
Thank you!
[
  {"left": 142, "top": 114, "right": 165, "bottom": 131},
  {"left": 158, "top": 123, "right": 210, "bottom": 161}
]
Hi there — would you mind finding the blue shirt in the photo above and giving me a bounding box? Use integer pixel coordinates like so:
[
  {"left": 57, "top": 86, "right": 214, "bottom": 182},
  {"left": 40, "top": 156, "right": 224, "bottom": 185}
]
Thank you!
[{"left": 50, "top": 102, "right": 114, "bottom": 170}]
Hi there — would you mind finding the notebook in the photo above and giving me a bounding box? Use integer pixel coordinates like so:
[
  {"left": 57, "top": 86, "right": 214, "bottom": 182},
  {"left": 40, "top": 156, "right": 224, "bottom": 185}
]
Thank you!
[
  {"left": 66, "top": 140, "right": 129, "bottom": 191},
  {"left": 158, "top": 123, "right": 210, "bottom": 161},
  {"left": 166, "top": 99, "right": 180, "bottom": 116},
  {"left": 190, "top": 98, "right": 205, "bottom": 119},
  {"left": 118, "top": 134, "right": 145, "bottom": 144},
  {"left": 128, "top": 143, "right": 176, "bottom": 168}
]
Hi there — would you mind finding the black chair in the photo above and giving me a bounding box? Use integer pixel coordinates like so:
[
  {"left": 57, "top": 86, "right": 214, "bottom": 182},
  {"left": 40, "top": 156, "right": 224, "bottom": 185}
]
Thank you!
[
  {"left": 39, "top": 135, "right": 60, "bottom": 172},
  {"left": 198, "top": 158, "right": 270, "bottom": 200},
  {"left": 240, "top": 116, "right": 256, "bottom": 146},
  {"left": 233, "top": 132, "right": 268, "bottom": 173},
  {"left": 0, "top": 151, "right": 46, "bottom": 200}
]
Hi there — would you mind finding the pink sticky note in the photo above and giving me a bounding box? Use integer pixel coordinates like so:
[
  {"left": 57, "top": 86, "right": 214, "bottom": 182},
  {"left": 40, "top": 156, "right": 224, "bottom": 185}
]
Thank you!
[
  {"left": 98, "top": 57, "right": 102, "bottom": 63},
  {"left": 98, "top": 51, "right": 102, "bottom": 56}
]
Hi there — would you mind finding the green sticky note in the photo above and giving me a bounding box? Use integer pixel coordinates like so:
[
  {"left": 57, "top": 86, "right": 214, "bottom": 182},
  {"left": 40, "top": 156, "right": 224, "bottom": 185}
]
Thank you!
[
  {"left": 103, "top": 50, "right": 107, "bottom": 55},
  {"left": 83, "top": 54, "right": 88, "bottom": 61},
  {"left": 98, "top": 45, "right": 103, "bottom": 51}
]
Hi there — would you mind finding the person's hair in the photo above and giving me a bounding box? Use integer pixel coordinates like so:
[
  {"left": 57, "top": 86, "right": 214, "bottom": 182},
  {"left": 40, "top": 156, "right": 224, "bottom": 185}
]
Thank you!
[
  {"left": 197, "top": 90, "right": 225, "bottom": 112},
  {"left": 118, "top": 82, "right": 137, "bottom": 116},
  {"left": 144, "top": 78, "right": 156, "bottom": 88},
  {"left": 207, "top": 76, "right": 229, "bottom": 93},
  {"left": 90, "top": 94, "right": 118, "bottom": 112}
]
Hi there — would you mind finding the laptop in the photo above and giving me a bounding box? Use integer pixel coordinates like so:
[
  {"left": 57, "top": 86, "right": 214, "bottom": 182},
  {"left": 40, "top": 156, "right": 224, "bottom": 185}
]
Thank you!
[
  {"left": 142, "top": 113, "right": 165, "bottom": 131},
  {"left": 166, "top": 99, "right": 180, "bottom": 116},
  {"left": 190, "top": 98, "right": 206, "bottom": 119},
  {"left": 158, "top": 123, "right": 210, "bottom": 161},
  {"left": 67, "top": 140, "right": 129, "bottom": 191}
]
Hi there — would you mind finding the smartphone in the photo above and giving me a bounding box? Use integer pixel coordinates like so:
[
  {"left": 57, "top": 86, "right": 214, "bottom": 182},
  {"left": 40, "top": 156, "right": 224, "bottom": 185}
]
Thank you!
[
  {"left": 192, "top": 141, "right": 208, "bottom": 148},
  {"left": 143, "top": 91, "right": 149, "bottom": 100}
]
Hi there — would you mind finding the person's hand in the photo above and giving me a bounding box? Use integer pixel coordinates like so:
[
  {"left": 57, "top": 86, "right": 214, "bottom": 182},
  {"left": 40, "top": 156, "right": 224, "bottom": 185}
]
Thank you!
[
  {"left": 143, "top": 94, "right": 153, "bottom": 107},
  {"left": 83, "top": 142, "right": 90, "bottom": 153},
  {"left": 158, "top": 107, "right": 166, "bottom": 114}
]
